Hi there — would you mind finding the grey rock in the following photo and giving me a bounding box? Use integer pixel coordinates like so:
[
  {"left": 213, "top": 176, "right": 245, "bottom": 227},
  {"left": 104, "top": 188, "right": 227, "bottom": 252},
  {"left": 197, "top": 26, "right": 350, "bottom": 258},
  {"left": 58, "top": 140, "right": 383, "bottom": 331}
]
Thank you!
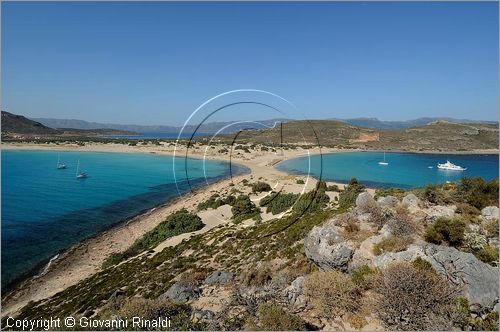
[
  {"left": 159, "top": 282, "right": 201, "bottom": 303},
  {"left": 373, "top": 243, "right": 499, "bottom": 309},
  {"left": 481, "top": 206, "right": 499, "bottom": 220},
  {"left": 283, "top": 276, "right": 307, "bottom": 309},
  {"left": 424, "top": 205, "right": 456, "bottom": 220},
  {"left": 304, "top": 223, "right": 354, "bottom": 271},
  {"left": 377, "top": 195, "right": 399, "bottom": 207},
  {"left": 204, "top": 271, "right": 235, "bottom": 285},
  {"left": 402, "top": 193, "right": 420, "bottom": 210},
  {"left": 356, "top": 192, "right": 375, "bottom": 212}
]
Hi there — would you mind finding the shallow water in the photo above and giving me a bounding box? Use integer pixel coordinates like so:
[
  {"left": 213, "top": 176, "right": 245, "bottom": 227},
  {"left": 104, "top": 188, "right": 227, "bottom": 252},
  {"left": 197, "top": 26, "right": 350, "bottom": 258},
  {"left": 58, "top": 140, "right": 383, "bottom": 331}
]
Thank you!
[
  {"left": 277, "top": 152, "right": 499, "bottom": 188},
  {"left": 1, "top": 150, "right": 245, "bottom": 290}
]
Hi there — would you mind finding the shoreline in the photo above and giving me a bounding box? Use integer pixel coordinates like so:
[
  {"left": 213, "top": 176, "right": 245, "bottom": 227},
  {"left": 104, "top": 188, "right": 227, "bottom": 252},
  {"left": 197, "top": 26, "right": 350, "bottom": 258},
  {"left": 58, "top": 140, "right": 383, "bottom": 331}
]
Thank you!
[{"left": 1, "top": 141, "right": 498, "bottom": 317}]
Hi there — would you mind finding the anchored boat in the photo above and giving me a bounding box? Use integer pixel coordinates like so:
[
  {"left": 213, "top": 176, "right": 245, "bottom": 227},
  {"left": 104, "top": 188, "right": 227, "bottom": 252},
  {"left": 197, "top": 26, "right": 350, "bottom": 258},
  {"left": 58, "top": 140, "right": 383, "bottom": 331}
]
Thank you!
[{"left": 437, "top": 160, "right": 466, "bottom": 171}]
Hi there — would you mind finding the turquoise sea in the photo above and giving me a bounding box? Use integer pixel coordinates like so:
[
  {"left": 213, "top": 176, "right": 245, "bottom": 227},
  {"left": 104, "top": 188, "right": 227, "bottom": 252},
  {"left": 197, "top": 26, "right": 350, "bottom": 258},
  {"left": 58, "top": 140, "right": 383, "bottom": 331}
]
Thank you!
[
  {"left": 1, "top": 150, "right": 246, "bottom": 291},
  {"left": 277, "top": 152, "right": 499, "bottom": 188}
]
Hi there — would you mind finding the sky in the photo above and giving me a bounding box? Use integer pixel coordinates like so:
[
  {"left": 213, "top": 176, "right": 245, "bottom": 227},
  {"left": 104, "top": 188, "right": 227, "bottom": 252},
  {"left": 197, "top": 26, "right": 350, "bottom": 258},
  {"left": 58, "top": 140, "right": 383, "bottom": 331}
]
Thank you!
[{"left": 1, "top": 1, "right": 498, "bottom": 126}]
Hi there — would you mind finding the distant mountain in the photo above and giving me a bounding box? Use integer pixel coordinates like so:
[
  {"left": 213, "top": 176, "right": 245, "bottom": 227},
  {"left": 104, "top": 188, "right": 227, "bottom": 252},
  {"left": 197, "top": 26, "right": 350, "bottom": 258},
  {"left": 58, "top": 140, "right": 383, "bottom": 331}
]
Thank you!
[
  {"left": 31, "top": 117, "right": 290, "bottom": 134},
  {"left": 333, "top": 117, "right": 498, "bottom": 129},
  {"left": 2, "top": 111, "right": 138, "bottom": 138},
  {"left": 2, "top": 111, "right": 60, "bottom": 136}
]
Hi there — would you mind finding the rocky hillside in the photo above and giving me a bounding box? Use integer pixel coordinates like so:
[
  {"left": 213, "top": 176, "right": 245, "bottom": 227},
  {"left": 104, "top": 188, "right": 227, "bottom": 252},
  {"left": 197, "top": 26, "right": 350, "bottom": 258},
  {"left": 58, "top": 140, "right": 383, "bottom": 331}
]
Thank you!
[
  {"left": 5, "top": 177, "right": 498, "bottom": 331},
  {"left": 1, "top": 111, "right": 60, "bottom": 136},
  {"left": 1, "top": 111, "right": 138, "bottom": 139},
  {"left": 218, "top": 120, "right": 499, "bottom": 152}
]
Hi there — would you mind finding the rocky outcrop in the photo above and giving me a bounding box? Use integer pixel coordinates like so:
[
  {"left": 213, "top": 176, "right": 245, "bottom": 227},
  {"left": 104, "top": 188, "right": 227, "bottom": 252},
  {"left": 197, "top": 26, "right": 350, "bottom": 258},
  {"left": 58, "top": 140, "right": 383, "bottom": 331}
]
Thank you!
[
  {"left": 204, "top": 271, "right": 234, "bottom": 285},
  {"left": 402, "top": 193, "right": 420, "bottom": 211},
  {"left": 481, "top": 206, "right": 499, "bottom": 220},
  {"left": 304, "top": 222, "right": 354, "bottom": 271},
  {"left": 373, "top": 243, "right": 499, "bottom": 310},
  {"left": 283, "top": 276, "right": 307, "bottom": 310},
  {"left": 423, "top": 205, "right": 456, "bottom": 220},
  {"left": 377, "top": 195, "right": 399, "bottom": 207},
  {"left": 160, "top": 282, "right": 201, "bottom": 303},
  {"left": 356, "top": 192, "right": 375, "bottom": 212}
]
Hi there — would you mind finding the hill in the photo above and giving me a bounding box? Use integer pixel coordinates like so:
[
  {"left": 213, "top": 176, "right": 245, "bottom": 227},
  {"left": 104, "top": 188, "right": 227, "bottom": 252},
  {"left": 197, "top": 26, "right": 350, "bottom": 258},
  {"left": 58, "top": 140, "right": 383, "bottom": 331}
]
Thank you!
[
  {"left": 219, "top": 120, "right": 499, "bottom": 151},
  {"left": 1, "top": 111, "right": 138, "bottom": 139},
  {"left": 333, "top": 117, "right": 498, "bottom": 129},
  {"left": 1, "top": 111, "right": 61, "bottom": 136}
]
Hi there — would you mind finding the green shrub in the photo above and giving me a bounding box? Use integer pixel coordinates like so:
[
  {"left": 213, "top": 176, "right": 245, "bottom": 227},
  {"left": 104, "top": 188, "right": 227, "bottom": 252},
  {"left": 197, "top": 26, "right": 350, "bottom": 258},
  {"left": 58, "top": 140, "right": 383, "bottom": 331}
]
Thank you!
[
  {"left": 246, "top": 304, "right": 306, "bottom": 331},
  {"left": 484, "top": 219, "right": 499, "bottom": 238},
  {"left": 250, "top": 181, "right": 272, "bottom": 193},
  {"left": 102, "top": 209, "right": 203, "bottom": 268},
  {"left": 260, "top": 192, "right": 299, "bottom": 215},
  {"left": 472, "top": 311, "right": 499, "bottom": 331},
  {"left": 232, "top": 195, "right": 260, "bottom": 223},
  {"left": 464, "top": 232, "right": 487, "bottom": 251},
  {"left": 424, "top": 218, "right": 465, "bottom": 247},
  {"left": 296, "top": 179, "right": 305, "bottom": 185},
  {"left": 412, "top": 257, "right": 434, "bottom": 272},
  {"left": 338, "top": 178, "right": 365, "bottom": 209},
  {"left": 457, "top": 178, "right": 499, "bottom": 209},
  {"left": 474, "top": 245, "right": 499, "bottom": 266},
  {"left": 351, "top": 265, "right": 376, "bottom": 290},
  {"left": 326, "top": 184, "right": 340, "bottom": 192},
  {"left": 292, "top": 185, "right": 330, "bottom": 215}
]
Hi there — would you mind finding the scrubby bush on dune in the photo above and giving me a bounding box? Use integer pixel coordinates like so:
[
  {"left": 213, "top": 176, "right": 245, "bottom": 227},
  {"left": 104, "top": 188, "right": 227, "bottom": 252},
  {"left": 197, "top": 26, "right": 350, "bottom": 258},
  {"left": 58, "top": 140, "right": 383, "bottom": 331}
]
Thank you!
[
  {"left": 296, "top": 179, "right": 305, "bottom": 184},
  {"left": 250, "top": 181, "right": 272, "bottom": 193},
  {"left": 292, "top": 182, "right": 330, "bottom": 215},
  {"left": 231, "top": 195, "right": 261, "bottom": 223},
  {"left": 305, "top": 270, "right": 361, "bottom": 316},
  {"left": 424, "top": 217, "right": 465, "bottom": 247},
  {"left": 338, "top": 178, "right": 365, "bottom": 209},
  {"left": 375, "top": 262, "right": 465, "bottom": 331},
  {"left": 102, "top": 209, "right": 203, "bottom": 268},
  {"left": 260, "top": 192, "right": 299, "bottom": 215}
]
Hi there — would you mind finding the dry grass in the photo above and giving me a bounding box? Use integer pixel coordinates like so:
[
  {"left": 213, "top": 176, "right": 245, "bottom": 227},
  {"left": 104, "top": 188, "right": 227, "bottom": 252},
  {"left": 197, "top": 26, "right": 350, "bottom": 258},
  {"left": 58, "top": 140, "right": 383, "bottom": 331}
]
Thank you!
[{"left": 305, "top": 270, "right": 361, "bottom": 316}]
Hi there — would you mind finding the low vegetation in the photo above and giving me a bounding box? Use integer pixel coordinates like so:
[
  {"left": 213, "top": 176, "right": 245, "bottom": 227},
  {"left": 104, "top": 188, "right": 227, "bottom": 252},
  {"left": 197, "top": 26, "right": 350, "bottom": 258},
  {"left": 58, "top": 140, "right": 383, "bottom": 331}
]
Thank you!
[
  {"left": 338, "top": 178, "right": 365, "bottom": 209},
  {"left": 231, "top": 194, "right": 261, "bottom": 223},
  {"left": 259, "top": 192, "right": 299, "bottom": 215},
  {"left": 102, "top": 209, "right": 203, "bottom": 268},
  {"left": 424, "top": 217, "right": 466, "bottom": 248}
]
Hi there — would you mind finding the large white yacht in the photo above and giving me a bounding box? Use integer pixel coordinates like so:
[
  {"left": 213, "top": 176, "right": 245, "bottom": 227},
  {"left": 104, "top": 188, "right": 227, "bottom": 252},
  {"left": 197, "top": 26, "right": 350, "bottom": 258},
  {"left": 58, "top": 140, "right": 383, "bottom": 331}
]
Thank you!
[{"left": 437, "top": 160, "right": 466, "bottom": 171}]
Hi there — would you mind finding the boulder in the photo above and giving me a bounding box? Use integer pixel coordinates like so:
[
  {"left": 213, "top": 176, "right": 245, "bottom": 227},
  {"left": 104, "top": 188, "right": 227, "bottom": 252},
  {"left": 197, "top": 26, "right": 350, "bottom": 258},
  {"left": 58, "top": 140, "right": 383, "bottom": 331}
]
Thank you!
[
  {"left": 283, "top": 276, "right": 307, "bottom": 310},
  {"left": 204, "top": 271, "right": 235, "bottom": 285},
  {"left": 377, "top": 195, "right": 399, "bottom": 207},
  {"left": 402, "top": 193, "right": 420, "bottom": 211},
  {"left": 356, "top": 192, "right": 375, "bottom": 212},
  {"left": 424, "top": 205, "right": 456, "bottom": 220},
  {"left": 481, "top": 206, "right": 499, "bottom": 220},
  {"left": 304, "top": 223, "right": 354, "bottom": 271},
  {"left": 159, "top": 282, "right": 201, "bottom": 303},
  {"left": 373, "top": 243, "right": 499, "bottom": 310}
]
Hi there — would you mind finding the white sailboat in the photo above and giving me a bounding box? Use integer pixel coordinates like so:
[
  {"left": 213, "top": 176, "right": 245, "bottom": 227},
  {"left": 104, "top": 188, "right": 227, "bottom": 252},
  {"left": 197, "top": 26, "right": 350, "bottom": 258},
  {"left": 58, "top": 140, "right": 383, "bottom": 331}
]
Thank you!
[
  {"left": 57, "top": 154, "right": 67, "bottom": 169},
  {"left": 378, "top": 152, "right": 389, "bottom": 166},
  {"left": 76, "top": 160, "right": 88, "bottom": 179}
]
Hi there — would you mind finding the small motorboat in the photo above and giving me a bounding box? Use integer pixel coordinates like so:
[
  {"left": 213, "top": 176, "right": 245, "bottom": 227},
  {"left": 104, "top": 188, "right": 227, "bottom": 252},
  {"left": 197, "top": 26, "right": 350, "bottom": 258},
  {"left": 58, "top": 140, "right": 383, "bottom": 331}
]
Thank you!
[{"left": 437, "top": 160, "right": 466, "bottom": 171}]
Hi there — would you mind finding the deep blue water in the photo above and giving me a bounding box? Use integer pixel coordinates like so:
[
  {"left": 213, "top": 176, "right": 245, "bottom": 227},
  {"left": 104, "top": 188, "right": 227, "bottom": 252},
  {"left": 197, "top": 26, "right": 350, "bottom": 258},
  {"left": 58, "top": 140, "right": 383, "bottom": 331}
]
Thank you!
[
  {"left": 277, "top": 152, "right": 499, "bottom": 188},
  {"left": 1, "top": 150, "right": 246, "bottom": 290}
]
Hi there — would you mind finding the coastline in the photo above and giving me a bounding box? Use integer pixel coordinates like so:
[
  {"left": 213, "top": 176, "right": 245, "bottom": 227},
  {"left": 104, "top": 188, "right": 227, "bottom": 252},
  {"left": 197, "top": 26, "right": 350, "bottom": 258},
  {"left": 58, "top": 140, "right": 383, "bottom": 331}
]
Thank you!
[
  {"left": 1, "top": 141, "right": 320, "bottom": 317},
  {"left": 1, "top": 141, "right": 498, "bottom": 317}
]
